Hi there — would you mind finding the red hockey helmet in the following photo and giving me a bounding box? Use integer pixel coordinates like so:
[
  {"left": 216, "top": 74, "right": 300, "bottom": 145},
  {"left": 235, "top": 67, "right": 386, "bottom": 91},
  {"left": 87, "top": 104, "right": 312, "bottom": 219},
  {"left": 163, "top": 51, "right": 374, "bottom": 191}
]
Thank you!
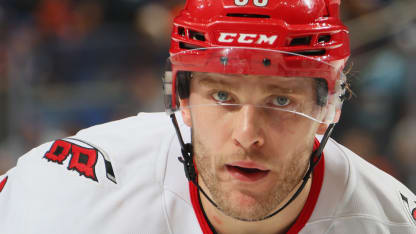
[{"left": 164, "top": 0, "right": 350, "bottom": 124}]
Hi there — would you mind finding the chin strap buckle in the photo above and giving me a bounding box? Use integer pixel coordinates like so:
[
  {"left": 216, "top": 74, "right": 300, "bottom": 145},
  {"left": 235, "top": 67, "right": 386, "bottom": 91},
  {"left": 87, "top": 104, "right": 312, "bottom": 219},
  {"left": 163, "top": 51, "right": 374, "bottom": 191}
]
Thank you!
[
  {"left": 169, "top": 113, "right": 197, "bottom": 183},
  {"left": 178, "top": 143, "right": 197, "bottom": 182}
]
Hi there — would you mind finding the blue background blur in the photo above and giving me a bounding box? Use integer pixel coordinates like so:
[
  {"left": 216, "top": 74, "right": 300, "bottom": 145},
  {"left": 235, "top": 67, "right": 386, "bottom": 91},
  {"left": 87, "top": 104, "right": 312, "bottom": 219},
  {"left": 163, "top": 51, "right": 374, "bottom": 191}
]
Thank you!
[{"left": 0, "top": 0, "right": 415, "bottom": 192}]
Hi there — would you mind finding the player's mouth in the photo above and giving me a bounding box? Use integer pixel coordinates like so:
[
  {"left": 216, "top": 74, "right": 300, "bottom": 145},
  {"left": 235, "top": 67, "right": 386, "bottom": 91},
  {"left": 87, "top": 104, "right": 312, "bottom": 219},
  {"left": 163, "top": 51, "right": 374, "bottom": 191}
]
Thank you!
[{"left": 226, "top": 162, "right": 270, "bottom": 182}]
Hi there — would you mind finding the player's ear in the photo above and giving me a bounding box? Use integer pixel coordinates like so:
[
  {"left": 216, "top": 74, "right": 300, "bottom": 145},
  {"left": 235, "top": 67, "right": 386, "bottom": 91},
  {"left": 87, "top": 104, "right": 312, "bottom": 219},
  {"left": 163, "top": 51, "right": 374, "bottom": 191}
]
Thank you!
[
  {"left": 317, "top": 109, "right": 341, "bottom": 134},
  {"left": 333, "top": 109, "right": 341, "bottom": 124},
  {"left": 179, "top": 98, "right": 192, "bottom": 127},
  {"left": 317, "top": 123, "right": 328, "bottom": 135}
]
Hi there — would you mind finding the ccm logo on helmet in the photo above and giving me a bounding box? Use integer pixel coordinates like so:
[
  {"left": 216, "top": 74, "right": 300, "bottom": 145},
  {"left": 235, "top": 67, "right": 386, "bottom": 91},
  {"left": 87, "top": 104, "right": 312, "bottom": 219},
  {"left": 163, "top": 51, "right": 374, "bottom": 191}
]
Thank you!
[{"left": 217, "top": 33, "right": 278, "bottom": 45}]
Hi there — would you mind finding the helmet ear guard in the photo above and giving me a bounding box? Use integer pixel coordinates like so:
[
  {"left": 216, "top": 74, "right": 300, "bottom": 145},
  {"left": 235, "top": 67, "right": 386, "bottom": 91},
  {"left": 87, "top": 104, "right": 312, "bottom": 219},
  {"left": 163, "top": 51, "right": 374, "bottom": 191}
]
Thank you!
[
  {"left": 162, "top": 70, "right": 174, "bottom": 115},
  {"left": 163, "top": 57, "right": 193, "bottom": 114},
  {"left": 321, "top": 72, "right": 347, "bottom": 124},
  {"left": 176, "top": 71, "right": 192, "bottom": 100},
  {"left": 163, "top": 70, "right": 192, "bottom": 114}
]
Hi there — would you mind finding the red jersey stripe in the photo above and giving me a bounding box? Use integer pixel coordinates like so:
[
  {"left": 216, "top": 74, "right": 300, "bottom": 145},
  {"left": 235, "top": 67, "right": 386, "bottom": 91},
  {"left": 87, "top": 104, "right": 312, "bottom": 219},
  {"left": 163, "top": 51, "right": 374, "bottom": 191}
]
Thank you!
[{"left": 0, "top": 176, "right": 8, "bottom": 193}]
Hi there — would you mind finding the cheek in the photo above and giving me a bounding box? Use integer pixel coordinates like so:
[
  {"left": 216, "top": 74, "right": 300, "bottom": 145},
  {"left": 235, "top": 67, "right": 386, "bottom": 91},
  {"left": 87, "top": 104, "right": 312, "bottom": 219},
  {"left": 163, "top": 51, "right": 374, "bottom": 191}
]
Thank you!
[
  {"left": 267, "top": 119, "right": 318, "bottom": 159},
  {"left": 191, "top": 109, "right": 233, "bottom": 151},
  {"left": 272, "top": 117, "right": 318, "bottom": 137}
]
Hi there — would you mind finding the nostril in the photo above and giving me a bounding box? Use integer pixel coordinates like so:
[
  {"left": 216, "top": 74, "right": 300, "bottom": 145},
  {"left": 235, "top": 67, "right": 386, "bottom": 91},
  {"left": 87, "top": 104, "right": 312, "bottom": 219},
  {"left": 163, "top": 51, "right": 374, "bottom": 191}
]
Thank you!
[
  {"left": 233, "top": 136, "right": 264, "bottom": 149},
  {"left": 233, "top": 139, "right": 242, "bottom": 147}
]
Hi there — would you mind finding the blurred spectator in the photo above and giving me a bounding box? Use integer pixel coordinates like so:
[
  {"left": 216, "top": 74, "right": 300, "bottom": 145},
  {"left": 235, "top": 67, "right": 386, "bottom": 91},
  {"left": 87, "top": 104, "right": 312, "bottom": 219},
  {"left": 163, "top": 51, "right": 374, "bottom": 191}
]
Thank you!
[
  {"left": 135, "top": 3, "right": 172, "bottom": 45},
  {"left": 342, "top": 0, "right": 392, "bottom": 19},
  {"left": 36, "top": 0, "right": 73, "bottom": 39}
]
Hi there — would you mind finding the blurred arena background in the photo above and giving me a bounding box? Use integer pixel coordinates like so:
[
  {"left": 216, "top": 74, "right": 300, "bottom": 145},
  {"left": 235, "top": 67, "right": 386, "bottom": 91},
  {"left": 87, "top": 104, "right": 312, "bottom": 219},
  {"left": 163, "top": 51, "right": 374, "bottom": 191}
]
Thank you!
[{"left": 0, "top": 0, "right": 415, "bottom": 191}]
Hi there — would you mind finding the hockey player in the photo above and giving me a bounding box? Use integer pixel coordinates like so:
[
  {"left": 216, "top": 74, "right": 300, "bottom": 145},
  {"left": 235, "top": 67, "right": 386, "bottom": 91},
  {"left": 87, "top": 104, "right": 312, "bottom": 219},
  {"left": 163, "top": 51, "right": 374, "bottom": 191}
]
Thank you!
[{"left": 1, "top": 0, "right": 415, "bottom": 233}]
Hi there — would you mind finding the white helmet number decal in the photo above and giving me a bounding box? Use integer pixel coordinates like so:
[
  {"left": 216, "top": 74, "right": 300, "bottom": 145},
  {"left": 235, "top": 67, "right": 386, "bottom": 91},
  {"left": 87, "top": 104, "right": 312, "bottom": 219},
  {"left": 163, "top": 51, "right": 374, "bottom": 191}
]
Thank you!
[{"left": 235, "top": 0, "right": 268, "bottom": 7}]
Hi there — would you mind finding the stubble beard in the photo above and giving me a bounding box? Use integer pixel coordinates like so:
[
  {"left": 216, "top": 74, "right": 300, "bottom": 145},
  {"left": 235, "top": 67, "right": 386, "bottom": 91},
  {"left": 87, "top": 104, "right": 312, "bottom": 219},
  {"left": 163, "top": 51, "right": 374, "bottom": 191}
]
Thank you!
[{"left": 193, "top": 133, "right": 310, "bottom": 221}]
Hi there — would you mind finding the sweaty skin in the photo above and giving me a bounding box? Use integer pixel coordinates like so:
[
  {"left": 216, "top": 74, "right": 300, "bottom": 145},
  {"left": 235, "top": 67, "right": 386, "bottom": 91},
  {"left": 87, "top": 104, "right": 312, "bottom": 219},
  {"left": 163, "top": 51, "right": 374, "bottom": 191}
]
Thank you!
[{"left": 180, "top": 73, "right": 326, "bottom": 234}]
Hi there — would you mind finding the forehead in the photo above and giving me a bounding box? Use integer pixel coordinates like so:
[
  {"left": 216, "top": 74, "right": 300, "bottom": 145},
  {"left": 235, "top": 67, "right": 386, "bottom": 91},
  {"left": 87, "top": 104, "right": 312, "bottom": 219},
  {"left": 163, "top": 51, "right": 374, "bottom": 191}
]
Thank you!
[{"left": 192, "top": 72, "right": 317, "bottom": 92}]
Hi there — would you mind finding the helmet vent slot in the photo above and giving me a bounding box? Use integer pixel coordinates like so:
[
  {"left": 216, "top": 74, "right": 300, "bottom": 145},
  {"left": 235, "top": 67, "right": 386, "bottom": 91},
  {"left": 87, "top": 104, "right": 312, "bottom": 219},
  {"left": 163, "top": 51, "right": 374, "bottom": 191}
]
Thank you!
[
  {"left": 318, "top": 35, "right": 331, "bottom": 43},
  {"left": 179, "top": 42, "right": 204, "bottom": 50},
  {"left": 226, "top": 13, "right": 270, "bottom": 18},
  {"left": 178, "top": 27, "right": 186, "bottom": 37},
  {"left": 289, "top": 36, "right": 312, "bottom": 46},
  {"left": 293, "top": 49, "right": 326, "bottom": 56},
  {"left": 189, "top": 30, "right": 206, "bottom": 41}
]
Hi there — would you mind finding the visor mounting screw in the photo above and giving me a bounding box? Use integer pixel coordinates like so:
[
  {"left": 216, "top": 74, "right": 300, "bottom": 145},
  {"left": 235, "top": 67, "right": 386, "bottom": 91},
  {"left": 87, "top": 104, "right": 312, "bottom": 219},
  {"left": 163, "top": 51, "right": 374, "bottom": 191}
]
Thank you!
[
  {"left": 220, "top": 56, "right": 228, "bottom": 65},
  {"left": 263, "top": 58, "right": 271, "bottom": 67}
]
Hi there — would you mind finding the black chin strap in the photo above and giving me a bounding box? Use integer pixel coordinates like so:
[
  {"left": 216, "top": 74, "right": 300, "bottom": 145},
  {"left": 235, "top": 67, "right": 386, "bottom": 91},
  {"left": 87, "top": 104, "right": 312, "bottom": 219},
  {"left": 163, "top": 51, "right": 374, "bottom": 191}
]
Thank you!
[{"left": 170, "top": 113, "right": 335, "bottom": 222}]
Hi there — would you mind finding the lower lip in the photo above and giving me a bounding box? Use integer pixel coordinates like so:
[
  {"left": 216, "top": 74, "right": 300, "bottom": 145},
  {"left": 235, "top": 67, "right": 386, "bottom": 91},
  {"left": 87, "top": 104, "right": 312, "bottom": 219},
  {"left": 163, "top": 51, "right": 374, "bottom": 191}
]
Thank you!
[{"left": 226, "top": 165, "right": 269, "bottom": 182}]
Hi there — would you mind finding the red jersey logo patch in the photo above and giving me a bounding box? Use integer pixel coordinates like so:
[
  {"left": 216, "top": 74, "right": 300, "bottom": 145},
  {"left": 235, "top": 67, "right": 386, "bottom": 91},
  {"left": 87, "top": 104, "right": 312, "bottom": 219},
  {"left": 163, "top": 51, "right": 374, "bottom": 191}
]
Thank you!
[
  {"left": 44, "top": 140, "right": 71, "bottom": 164},
  {"left": 67, "top": 144, "right": 98, "bottom": 182},
  {"left": 44, "top": 140, "right": 98, "bottom": 182}
]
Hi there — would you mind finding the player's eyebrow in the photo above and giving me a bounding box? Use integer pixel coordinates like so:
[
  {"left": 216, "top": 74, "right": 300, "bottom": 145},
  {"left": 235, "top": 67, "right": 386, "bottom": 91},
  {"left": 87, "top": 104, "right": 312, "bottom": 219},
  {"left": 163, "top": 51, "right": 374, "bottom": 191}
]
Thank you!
[
  {"left": 195, "top": 76, "right": 235, "bottom": 90},
  {"left": 262, "top": 84, "right": 296, "bottom": 94},
  {"left": 260, "top": 77, "right": 313, "bottom": 94},
  {"left": 195, "top": 73, "right": 308, "bottom": 94}
]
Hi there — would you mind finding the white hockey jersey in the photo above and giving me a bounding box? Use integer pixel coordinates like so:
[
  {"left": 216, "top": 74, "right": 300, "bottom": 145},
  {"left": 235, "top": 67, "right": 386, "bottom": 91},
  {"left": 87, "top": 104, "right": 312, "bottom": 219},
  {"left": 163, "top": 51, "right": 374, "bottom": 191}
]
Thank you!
[{"left": 0, "top": 112, "right": 415, "bottom": 234}]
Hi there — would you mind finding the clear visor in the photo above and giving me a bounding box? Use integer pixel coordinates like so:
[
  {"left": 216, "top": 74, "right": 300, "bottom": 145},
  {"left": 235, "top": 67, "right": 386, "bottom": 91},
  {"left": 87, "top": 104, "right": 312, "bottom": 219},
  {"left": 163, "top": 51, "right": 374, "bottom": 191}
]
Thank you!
[{"left": 164, "top": 47, "right": 346, "bottom": 124}]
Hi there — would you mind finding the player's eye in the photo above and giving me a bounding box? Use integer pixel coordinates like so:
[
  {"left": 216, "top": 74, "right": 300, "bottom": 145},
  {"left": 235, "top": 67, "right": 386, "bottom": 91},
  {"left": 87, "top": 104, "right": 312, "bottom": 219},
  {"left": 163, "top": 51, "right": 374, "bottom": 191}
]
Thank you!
[
  {"left": 212, "top": 91, "right": 232, "bottom": 102},
  {"left": 272, "top": 96, "right": 290, "bottom": 107}
]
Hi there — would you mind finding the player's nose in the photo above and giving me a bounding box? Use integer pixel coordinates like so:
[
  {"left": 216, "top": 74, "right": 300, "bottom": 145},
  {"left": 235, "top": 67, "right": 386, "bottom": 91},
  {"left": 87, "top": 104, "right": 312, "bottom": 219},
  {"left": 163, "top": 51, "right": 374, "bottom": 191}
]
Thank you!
[{"left": 232, "top": 105, "right": 265, "bottom": 149}]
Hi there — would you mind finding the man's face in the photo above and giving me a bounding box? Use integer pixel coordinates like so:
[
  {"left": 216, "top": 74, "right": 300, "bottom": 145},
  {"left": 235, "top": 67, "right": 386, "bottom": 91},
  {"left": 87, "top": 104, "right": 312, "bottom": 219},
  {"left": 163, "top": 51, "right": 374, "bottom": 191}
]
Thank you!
[{"left": 180, "top": 72, "right": 324, "bottom": 221}]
